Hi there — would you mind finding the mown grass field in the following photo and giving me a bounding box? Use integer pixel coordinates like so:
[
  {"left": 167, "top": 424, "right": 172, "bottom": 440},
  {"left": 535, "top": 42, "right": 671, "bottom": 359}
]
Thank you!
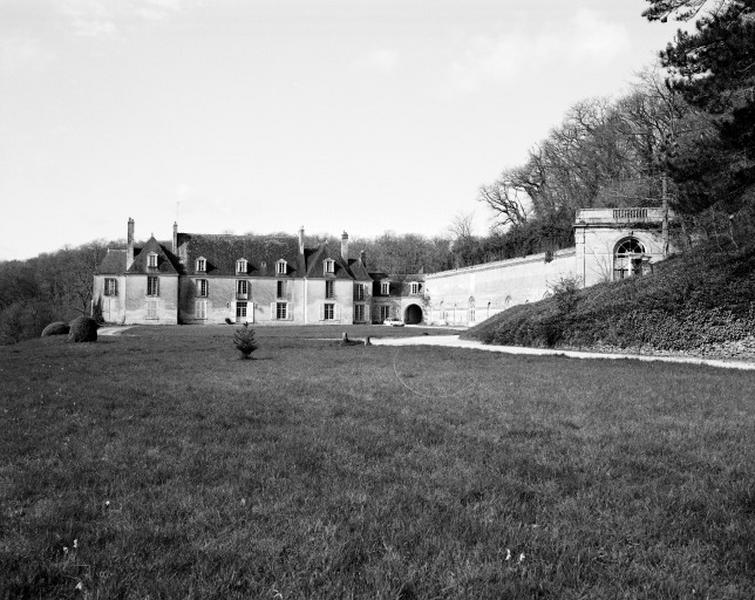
[{"left": 1, "top": 325, "right": 754, "bottom": 599}]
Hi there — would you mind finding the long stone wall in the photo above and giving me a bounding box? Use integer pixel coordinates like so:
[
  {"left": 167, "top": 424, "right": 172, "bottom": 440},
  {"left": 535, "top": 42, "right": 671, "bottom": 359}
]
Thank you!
[{"left": 425, "top": 249, "right": 578, "bottom": 326}]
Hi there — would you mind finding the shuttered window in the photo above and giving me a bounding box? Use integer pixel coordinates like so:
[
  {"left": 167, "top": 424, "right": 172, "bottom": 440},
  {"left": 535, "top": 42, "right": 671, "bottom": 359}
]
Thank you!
[
  {"left": 195, "top": 299, "right": 207, "bottom": 319},
  {"left": 147, "top": 276, "right": 159, "bottom": 296},
  {"left": 104, "top": 278, "right": 118, "bottom": 296}
]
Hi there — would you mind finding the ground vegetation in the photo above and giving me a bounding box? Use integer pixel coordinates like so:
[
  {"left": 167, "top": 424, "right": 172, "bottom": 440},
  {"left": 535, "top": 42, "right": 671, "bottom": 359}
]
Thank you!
[
  {"left": 465, "top": 240, "right": 755, "bottom": 358},
  {"left": 1, "top": 325, "right": 753, "bottom": 598}
]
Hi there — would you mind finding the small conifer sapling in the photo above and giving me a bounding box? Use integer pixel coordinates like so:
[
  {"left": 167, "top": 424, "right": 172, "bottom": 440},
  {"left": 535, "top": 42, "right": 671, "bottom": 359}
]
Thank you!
[{"left": 233, "top": 322, "right": 258, "bottom": 359}]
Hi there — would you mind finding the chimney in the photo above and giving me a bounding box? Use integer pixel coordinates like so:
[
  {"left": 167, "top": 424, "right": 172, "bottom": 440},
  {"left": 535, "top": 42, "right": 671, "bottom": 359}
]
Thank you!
[
  {"left": 341, "top": 231, "right": 349, "bottom": 262},
  {"left": 298, "top": 226, "right": 305, "bottom": 255},
  {"left": 172, "top": 221, "right": 178, "bottom": 254},
  {"left": 359, "top": 250, "right": 367, "bottom": 267},
  {"left": 126, "top": 218, "right": 135, "bottom": 269}
]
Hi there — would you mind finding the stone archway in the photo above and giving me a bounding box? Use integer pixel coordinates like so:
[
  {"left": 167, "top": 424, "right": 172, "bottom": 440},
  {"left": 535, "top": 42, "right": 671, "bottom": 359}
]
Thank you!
[{"left": 404, "top": 303, "right": 423, "bottom": 325}]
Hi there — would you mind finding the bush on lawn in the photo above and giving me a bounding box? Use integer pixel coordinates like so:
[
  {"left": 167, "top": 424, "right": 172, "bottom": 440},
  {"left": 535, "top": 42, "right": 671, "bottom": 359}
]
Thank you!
[
  {"left": 67, "top": 316, "right": 98, "bottom": 343},
  {"left": 41, "top": 321, "right": 70, "bottom": 337},
  {"left": 233, "top": 322, "right": 258, "bottom": 359}
]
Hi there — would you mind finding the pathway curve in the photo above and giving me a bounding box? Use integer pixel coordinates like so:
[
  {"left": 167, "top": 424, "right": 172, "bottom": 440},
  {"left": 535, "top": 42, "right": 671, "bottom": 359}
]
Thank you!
[
  {"left": 98, "top": 326, "right": 133, "bottom": 336},
  {"left": 370, "top": 335, "right": 755, "bottom": 371}
]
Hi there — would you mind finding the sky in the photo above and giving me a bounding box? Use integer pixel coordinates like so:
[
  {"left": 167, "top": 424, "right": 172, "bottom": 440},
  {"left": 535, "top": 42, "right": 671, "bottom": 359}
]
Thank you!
[{"left": 0, "top": 0, "right": 687, "bottom": 260}]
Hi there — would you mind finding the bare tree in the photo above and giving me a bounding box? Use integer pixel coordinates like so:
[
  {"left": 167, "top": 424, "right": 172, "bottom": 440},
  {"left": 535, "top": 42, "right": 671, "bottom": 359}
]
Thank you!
[
  {"left": 448, "top": 212, "right": 475, "bottom": 240},
  {"left": 478, "top": 179, "right": 529, "bottom": 228}
]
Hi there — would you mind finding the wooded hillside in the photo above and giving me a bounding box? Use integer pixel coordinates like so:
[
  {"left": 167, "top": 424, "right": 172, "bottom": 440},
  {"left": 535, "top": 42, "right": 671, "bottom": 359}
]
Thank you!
[{"left": 464, "top": 240, "right": 755, "bottom": 359}]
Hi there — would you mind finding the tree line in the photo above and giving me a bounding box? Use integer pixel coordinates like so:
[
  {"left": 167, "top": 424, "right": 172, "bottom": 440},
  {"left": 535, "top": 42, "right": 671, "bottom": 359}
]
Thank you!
[
  {"left": 0, "top": 243, "right": 111, "bottom": 344},
  {"left": 474, "top": 0, "right": 754, "bottom": 257}
]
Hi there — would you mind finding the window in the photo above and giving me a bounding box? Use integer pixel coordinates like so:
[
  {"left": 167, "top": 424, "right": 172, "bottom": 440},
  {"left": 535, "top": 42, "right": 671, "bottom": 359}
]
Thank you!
[
  {"left": 379, "top": 305, "right": 391, "bottom": 321},
  {"left": 324, "top": 259, "right": 335, "bottom": 275},
  {"left": 323, "top": 302, "right": 335, "bottom": 320},
  {"left": 354, "top": 283, "right": 365, "bottom": 301},
  {"left": 236, "top": 279, "right": 249, "bottom": 298},
  {"left": 410, "top": 282, "right": 420, "bottom": 295},
  {"left": 236, "top": 258, "right": 248, "bottom": 274},
  {"left": 381, "top": 281, "right": 390, "bottom": 295},
  {"left": 276, "top": 260, "right": 287, "bottom": 275},
  {"left": 277, "top": 280, "right": 286, "bottom": 298},
  {"left": 147, "top": 253, "right": 158, "bottom": 268},
  {"left": 468, "top": 296, "right": 476, "bottom": 323},
  {"left": 196, "top": 257, "right": 206, "bottom": 272},
  {"left": 104, "top": 278, "right": 118, "bottom": 296},
  {"left": 236, "top": 301, "right": 247, "bottom": 321},
  {"left": 196, "top": 279, "right": 208, "bottom": 297},
  {"left": 195, "top": 299, "right": 207, "bottom": 320},
  {"left": 147, "top": 276, "right": 159, "bottom": 296},
  {"left": 613, "top": 237, "right": 645, "bottom": 281},
  {"left": 325, "top": 280, "right": 335, "bottom": 299},
  {"left": 354, "top": 304, "right": 365, "bottom": 322},
  {"left": 276, "top": 302, "right": 288, "bottom": 320}
]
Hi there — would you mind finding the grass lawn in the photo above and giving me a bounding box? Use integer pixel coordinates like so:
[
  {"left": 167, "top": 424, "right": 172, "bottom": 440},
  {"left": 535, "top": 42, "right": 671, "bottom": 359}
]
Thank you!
[{"left": 1, "top": 325, "right": 754, "bottom": 599}]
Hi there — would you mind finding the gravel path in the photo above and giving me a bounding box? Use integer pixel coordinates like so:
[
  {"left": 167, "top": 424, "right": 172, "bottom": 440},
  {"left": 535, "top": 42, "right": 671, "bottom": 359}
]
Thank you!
[
  {"left": 98, "top": 326, "right": 133, "bottom": 336},
  {"left": 370, "top": 335, "right": 755, "bottom": 371}
]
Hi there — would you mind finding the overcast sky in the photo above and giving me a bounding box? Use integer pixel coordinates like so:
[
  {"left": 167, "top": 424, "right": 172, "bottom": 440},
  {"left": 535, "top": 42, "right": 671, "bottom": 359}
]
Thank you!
[{"left": 0, "top": 0, "right": 685, "bottom": 260}]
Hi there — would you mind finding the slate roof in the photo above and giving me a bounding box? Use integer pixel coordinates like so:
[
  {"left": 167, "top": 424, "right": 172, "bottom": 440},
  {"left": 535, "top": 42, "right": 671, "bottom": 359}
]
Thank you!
[
  {"left": 180, "top": 233, "right": 370, "bottom": 280},
  {"left": 97, "top": 228, "right": 371, "bottom": 280},
  {"left": 368, "top": 272, "right": 426, "bottom": 296},
  {"left": 180, "top": 233, "right": 304, "bottom": 277},
  {"left": 304, "top": 242, "right": 355, "bottom": 280},
  {"left": 95, "top": 248, "right": 127, "bottom": 275},
  {"left": 127, "top": 237, "right": 180, "bottom": 274},
  {"left": 348, "top": 258, "right": 371, "bottom": 281},
  {"left": 368, "top": 272, "right": 426, "bottom": 282},
  {"left": 95, "top": 238, "right": 181, "bottom": 275}
]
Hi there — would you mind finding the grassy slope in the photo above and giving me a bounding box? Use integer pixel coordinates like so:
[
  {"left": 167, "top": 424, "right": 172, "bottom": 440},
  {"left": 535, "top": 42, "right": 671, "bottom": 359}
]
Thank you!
[
  {"left": 464, "top": 243, "right": 755, "bottom": 358},
  {"left": 1, "top": 326, "right": 754, "bottom": 599}
]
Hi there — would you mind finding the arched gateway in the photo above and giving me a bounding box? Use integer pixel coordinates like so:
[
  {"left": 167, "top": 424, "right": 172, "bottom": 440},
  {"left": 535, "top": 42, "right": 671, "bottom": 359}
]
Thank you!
[{"left": 404, "top": 304, "right": 423, "bottom": 325}]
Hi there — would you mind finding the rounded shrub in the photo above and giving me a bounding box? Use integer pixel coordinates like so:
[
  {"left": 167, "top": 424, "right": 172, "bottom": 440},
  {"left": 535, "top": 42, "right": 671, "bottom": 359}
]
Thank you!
[
  {"left": 67, "top": 316, "right": 99, "bottom": 343},
  {"left": 41, "top": 321, "right": 70, "bottom": 337}
]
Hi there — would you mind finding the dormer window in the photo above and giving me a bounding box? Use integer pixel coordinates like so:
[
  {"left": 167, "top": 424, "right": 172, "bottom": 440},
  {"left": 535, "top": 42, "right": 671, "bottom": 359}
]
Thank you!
[
  {"left": 324, "top": 259, "right": 335, "bottom": 275},
  {"left": 236, "top": 258, "right": 248, "bottom": 274},
  {"left": 276, "top": 259, "right": 287, "bottom": 275},
  {"left": 147, "top": 252, "right": 158, "bottom": 268},
  {"left": 380, "top": 280, "right": 390, "bottom": 295},
  {"left": 196, "top": 257, "right": 206, "bottom": 272}
]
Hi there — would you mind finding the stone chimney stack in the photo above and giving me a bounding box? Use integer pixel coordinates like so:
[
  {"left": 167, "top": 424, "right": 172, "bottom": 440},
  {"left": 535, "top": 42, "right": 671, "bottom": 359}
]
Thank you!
[
  {"left": 172, "top": 221, "right": 178, "bottom": 254},
  {"left": 298, "top": 226, "right": 305, "bottom": 255},
  {"left": 341, "top": 231, "right": 349, "bottom": 262},
  {"left": 126, "top": 218, "right": 135, "bottom": 269},
  {"left": 359, "top": 250, "right": 367, "bottom": 267}
]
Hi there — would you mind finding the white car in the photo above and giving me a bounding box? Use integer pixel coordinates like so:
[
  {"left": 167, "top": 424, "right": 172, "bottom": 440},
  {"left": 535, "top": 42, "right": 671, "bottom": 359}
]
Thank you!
[{"left": 383, "top": 317, "right": 405, "bottom": 327}]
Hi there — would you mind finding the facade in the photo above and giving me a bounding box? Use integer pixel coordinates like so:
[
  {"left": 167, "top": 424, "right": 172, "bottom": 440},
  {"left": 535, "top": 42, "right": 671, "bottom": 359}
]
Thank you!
[
  {"left": 93, "top": 219, "right": 425, "bottom": 326},
  {"left": 93, "top": 207, "right": 670, "bottom": 327}
]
